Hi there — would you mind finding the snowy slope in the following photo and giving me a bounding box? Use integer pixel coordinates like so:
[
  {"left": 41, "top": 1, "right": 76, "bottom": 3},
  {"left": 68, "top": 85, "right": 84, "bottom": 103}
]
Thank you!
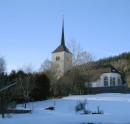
[{"left": 1, "top": 93, "right": 130, "bottom": 124}]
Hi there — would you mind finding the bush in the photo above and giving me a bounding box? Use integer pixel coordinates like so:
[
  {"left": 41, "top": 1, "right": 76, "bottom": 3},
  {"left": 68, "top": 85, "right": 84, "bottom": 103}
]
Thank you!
[
  {"left": 75, "top": 100, "right": 87, "bottom": 114},
  {"left": 75, "top": 101, "right": 103, "bottom": 115},
  {"left": 31, "top": 73, "right": 50, "bottom": 101}
]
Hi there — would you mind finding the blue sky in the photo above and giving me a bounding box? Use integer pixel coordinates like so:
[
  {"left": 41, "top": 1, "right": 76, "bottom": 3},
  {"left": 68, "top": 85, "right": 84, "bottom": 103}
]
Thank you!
[{"left": 0, "top": 0, "right": 130, "bottom": 72}]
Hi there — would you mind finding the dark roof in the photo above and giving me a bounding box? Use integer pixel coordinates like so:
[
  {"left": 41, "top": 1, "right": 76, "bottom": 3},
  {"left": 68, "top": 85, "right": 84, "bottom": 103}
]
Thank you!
[
  {"left": 52, "top": 45, "right": 71, "bottom": 53},
  {"left": 52, "top": 19, "right": 71, "bottom": 54},
  {"left": 90, "top": 64, "right": 122, "bottom": 82},
  {"left": 96, "top": 64, "right": 119, "bottom": 73}
]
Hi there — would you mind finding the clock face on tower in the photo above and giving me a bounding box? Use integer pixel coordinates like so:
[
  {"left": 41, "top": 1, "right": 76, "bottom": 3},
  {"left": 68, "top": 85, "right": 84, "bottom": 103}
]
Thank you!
[{"left": 56, "top": 56, "right": 60, "bottom": 61}]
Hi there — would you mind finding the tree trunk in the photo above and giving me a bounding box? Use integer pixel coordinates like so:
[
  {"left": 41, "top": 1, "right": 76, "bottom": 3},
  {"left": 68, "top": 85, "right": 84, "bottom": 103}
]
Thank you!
[{"left": 2, "top": 112, "right": 4, "bottom": 118}]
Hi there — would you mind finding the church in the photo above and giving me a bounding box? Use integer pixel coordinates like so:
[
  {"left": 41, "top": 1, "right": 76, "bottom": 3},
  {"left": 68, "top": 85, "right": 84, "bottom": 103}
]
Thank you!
[
  {"left": 51, "top": 20, "right": 124, "bottom": 91},
  {"left": 89, "top": 64, "right": 123, "bottom": 88},
  {"left": 52, "top": 20, "right": 72, "bottom": 78}
]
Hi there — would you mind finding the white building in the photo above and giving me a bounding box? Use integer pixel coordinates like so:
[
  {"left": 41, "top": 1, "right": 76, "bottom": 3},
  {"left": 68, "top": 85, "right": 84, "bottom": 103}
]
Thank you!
[
  {"left": 92, "top": 72, "right": 122, "bottom": 87},
  {"left": 89, "top": 65, "right": 123, "bottom": 88}
]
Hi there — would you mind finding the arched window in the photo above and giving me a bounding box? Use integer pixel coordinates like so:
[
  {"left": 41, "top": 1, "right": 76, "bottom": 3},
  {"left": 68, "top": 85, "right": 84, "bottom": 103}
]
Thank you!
[
  {"left": 118, "top": 78, "right": 122, "bottom": 86},
  {"left": 112, "top": 77, "right": 115, "bottom": 86},
  {"left": 104, "top": 76, "right": 108, "bottom": 87},
  {"left": 110, "top": 77, "right": 113, "bottom": 86}
]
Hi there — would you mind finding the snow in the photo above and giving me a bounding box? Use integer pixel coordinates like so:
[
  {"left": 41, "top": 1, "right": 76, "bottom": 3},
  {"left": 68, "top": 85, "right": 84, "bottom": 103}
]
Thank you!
[{"left": 1, "top": 93, "right": 130, "bottom": 124}]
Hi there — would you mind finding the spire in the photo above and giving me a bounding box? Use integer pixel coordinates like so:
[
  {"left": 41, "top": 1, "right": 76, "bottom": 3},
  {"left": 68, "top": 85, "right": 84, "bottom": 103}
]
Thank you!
[
  {"left": 61, "top": 16, "right": 65, "bottom": 46},
  {"left": 52, "top": 17, "right": 72, "bottom": 54}
]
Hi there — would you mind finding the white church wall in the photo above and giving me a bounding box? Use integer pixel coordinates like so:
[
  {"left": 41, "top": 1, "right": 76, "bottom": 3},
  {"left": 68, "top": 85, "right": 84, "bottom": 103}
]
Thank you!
[
  {"left": 52, "top": 51, "right": 72, "bottom": 77},
  {"left": 91, "top": 72, "right": 122, "bottom": 88},
  {"left": 52, "top": 52, "right": 65, "bottom": 77}
]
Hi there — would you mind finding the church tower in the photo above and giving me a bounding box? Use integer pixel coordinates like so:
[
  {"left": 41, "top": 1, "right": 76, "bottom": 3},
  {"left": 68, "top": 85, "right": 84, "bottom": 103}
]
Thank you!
[{"left": 52, "top": 19, "right": 72, "bottom": 78}]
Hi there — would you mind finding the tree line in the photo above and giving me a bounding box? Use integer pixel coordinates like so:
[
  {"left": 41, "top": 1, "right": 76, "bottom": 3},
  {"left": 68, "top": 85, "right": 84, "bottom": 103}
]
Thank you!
[
  {"left": 0, "top": 56, "right": 50, "bottom": 118},
  {"left": 41, "top": 51, "right": 130, "bottom": 97}
]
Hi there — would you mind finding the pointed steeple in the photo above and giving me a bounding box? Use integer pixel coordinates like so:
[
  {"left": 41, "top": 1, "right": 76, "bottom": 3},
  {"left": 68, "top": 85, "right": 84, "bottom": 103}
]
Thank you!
[
  {"left": 61, "top": 17, "right": 65, "bottom": 46},
  {"left": 52, "top": 17, "right": 71, "bottom": 54}
]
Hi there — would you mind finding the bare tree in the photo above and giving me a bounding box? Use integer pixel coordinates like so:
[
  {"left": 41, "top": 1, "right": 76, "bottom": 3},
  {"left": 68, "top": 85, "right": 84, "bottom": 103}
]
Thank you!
[
  {"left": 67, "top": 40, "right": 94, "bottom": 94},
  {"left": 12, "top": 70, "right": 36, "bottom": 108},
  {"left": 39, "top": 59, "right": 51, "bottom": 72},
  {"left": 0, "top": 56, "right": 6, "bottom": 74},
  {"left": 68, "top": 40, "right": 83, "bottom": 66},
  {"left": 46, "top": 63, "right": 60, "bottom": 96},
  {"left": 68, "top": 40, "right": 94, "bottom": 66},
  {"left": 15, "top": 74, "right": 35, "bottom": 108},
  {"left": 39, "top": 59, "right": 60, "bottom": 96},
  {"left": 22, "top": 64, "right": 35, "bottom": 73},
  {"left": 0, "top": 83, "right": 16, "bottom": 118}
]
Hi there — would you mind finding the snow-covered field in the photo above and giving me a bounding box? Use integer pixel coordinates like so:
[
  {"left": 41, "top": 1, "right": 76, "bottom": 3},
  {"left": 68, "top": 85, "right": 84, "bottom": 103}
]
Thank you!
[{"left": 1, "top": 93, "right": 130, "bottom": 124}]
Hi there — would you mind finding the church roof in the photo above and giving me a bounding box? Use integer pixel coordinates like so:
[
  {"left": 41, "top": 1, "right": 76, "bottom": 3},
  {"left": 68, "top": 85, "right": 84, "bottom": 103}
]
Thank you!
[
  {"left": 52, "top": 19, "right": 71, "bottom": 54},
  {"left": 90, "top": 64, "right": 122, "bottom": 82},
  {"left": 52, "top": 45, "right": 71, "bottom": 53}
]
